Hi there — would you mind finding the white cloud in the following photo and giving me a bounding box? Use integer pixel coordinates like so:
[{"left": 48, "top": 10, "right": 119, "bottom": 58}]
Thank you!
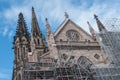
[
  {"left": 3, "top": 27, "right": 8, "bottom": 36},
  {"left": 0, "top": 26, "right": 13, "bottom": 37},
  {"left": 1, "top": 0, "right": 120, "bottom": 37},
  {"left": 8, "top": 30, "right": 13, "bottom": 37},
  {"left": 0, "top": 70, "right": 11, "bottom": 80},
  {"left": 0, "top": 72, "right": 9, "bottom": 79},
  {"left": 3, "top": 6, "right": 31, "bottom": 22}
]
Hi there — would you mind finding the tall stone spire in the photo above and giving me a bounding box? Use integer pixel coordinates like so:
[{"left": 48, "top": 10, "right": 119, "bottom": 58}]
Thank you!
[
  {"left": 87, "top": 21, "right": 95, "bottom": 35},
  {"left": 45, "top": 18, "right": 58, "bottom": 60},
  {"left": 45, "top": 18, "right": 52, "bottom": 35},
  {"left": 13, "top": 12, "right": 30, "bottom": 63},
  {"left": 14, "top": 12, "right": 30, "bottom": 42},
  {"left": 94, "top": 14, "right": 107, "bottom": 32},
  {"left": 32, "top": 7, "right": 41, "bottom": 37},
  {"left": 13, "top": 13, "right": 31, "bottom": 80},
  {"left": 31, "top": 7, "right": 45, "bottom": 50},
  {"left": 87, "top": 21, "right": 96, "bottom": 41}
]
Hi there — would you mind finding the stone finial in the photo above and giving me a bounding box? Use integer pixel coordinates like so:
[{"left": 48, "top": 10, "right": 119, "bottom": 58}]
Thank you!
[
  {"left": 45, "top": 18, "right": 51, "bottom": 33},
  {"left": 19, "top": 12, "right": 23, "bottom": 18},
  {"left": 45, "top": 18, "right": 49, "bottom": 25},
  {"left": 65, "top": 12, "right": 69, "bottom": 18},
  {"left": 32, "top": 6, "right": 34, "bottom": 11},
  {"left": 94, "top": 14, "right": 98, "bottom": 20},
  {"left": 45, "top": 18, "right": 48, "bottom": 22}
]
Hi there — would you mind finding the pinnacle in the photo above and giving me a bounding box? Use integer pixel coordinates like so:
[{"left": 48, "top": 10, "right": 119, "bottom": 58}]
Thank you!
[
  {"left": 46, "top": 18, "right": 48, "bottom": 21},
  {"left": 94, "top": 14, "right": 107, "bottom": 32},
  {"left": 32, "top": 6, "right": 34, "bottom": 11},
  {"left": 65, "top": 12, "right": 69, "bottom": 18},
  {"left": 87, "top": 21, "right": 90, "bottom": 24},
  {"left": 19, "top": 12, "right": 23, "bottom": 18},
  {"left": 94, "top": 14, "right": 98, "bottom": 20},
  {"left": 45, "top": 18, "right": 49, "bottom": 24}
]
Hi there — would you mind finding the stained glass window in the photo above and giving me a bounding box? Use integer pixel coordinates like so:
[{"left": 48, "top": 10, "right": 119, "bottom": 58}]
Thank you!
[{"left": 66, "top": 30, "right": 79, "bottom": 41}]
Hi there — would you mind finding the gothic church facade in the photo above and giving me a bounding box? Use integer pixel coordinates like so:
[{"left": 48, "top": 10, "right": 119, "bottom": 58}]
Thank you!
[{"left": 12, "top": 7, "right": 120, "bottom": 80}]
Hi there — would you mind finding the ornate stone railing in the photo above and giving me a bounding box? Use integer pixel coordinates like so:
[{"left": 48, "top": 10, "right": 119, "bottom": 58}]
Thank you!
[{"left": 55, "top": 41, "right": 99, "bottom": 46}]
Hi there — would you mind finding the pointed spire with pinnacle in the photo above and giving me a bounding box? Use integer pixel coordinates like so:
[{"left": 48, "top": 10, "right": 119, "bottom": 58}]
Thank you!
[
  {"left": 32, "top": 7, "right": 41, "bottom": 37},
  {"left": 31, "top": 7, "right": 45, "bottom": 48},
  {"left": 45, "top": 18, "right": 52, "bottom": 35},
  {"left": 14, "top": 12, "right": 30, "bottom": 41},
  {"left": 45, "top": 18, "right": 56, "bottom": 47},
  {"left": 94, "top": 14, "right": 107, "bottom": 32},
  {"left": 87, "top": 21, "right": 96, "bottom": 41},
  {"left": 87, "top": 21, "right": 95, "bottom": 35}
]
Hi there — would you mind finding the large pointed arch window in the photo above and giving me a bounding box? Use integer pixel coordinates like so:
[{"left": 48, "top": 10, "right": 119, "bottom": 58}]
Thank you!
[{"left": 66, "top": 30, "right": 79, "bottom": 41}]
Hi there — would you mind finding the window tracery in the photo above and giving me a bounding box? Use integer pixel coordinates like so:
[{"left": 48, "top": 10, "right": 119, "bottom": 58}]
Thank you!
[{"left": 66, "top": 30, "right": 79, "bottom": 41}]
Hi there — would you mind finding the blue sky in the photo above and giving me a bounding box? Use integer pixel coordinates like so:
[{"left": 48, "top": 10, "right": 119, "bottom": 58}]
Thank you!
[{"left": 0, "top": 0, "right": 120, "bottom": 80}]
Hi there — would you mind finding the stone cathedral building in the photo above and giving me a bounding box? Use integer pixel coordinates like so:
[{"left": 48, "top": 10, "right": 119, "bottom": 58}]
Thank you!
[{"left": 12, "top": 7, "right": 120, "bottom": 80}]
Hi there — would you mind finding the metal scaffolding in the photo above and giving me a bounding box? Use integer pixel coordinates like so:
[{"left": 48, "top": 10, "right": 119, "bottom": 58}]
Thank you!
[
  {"left": 19, "top": 18, "right": 120, "bottom": 80},
  {"left": 98, "top": 18, "right": 120, "bottom": 65},
  {"left": 22, "top": 58, "right": 94, "bottom": 80},
  {"left": 92, "top": 18, "right": 120, "bottom": 80},
  {"left": 22, "top": 58, "right": 55, "bottom": 80}
]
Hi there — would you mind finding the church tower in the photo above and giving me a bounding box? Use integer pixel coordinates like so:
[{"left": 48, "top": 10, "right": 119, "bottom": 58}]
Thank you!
[
  {"left": 29, "top": 7, "right": 47, "bottom": 62},
  {"left": 13, "top": 13, "right": 30, "bottom": 80},
  {"left": 31, "top": 7, "right": 45, "bottom": 51}
]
